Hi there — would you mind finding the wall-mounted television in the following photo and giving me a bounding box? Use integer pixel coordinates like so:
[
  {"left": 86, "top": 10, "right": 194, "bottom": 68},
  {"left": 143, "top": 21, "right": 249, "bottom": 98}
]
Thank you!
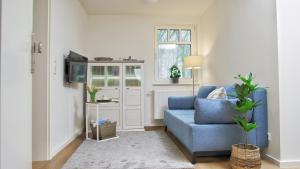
[{"left": 64, "top": 51, "right": 88, "bottom": 83}]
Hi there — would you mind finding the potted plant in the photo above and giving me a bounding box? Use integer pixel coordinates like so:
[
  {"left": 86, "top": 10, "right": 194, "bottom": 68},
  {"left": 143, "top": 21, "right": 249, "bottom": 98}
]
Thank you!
[
  {"left": 169, "top": 65, "right": 181, "bottom": 83},
  {"left": 230, "top": 73, "right": 262, "bottom": 169},
  {"left": 87, "top": 85, "right": 98, "bottom": 102}
]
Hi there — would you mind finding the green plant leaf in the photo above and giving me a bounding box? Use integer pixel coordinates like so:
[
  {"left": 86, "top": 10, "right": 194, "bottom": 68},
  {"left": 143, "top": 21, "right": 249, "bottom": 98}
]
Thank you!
[
  {"left": 169, "top": 65, "right": 181, "bottom": 78},
  {"left": 244, "top": 123, "right": 257, "bottom": 132},
  {"left": 235, "top": 99, "right": 256, "bottom": 113}
]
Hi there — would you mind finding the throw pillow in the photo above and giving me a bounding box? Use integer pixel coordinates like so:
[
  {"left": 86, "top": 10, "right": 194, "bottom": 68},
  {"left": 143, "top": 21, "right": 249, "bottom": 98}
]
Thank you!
[
  {"left": 206, "top": 87, "right": 228, "bottom": 99},
  {"left": 194, "top": 98, "right": 253, "bottom": 124}
]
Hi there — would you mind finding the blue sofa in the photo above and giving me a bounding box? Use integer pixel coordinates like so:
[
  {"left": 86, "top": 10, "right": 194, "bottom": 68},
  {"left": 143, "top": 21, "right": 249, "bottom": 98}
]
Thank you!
[{"left": 164, "top": 86, "right": 268, "bottom": 164}]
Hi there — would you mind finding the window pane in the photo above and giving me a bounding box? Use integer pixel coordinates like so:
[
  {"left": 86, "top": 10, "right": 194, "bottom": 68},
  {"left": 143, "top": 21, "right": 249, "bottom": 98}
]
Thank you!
[
  {"left": 107, "top": 66, "right": 119, "bottom": 76},
  {"left": 180, "top": 29, "right": 191, "bottom": 42},
  {"left": 158, "top": 44, "right": 177, "bottom": 79},
  {"left": 107, "top": 79, "right": 119, "bottom": 87},
  {"left": 157, "top": 29, "right": 168, "bottom": 43},
  {"left": 91, "top": 79, "right": 105, "bottom": 87},
  {"left": 158, "top": 44, "right": 192, "bottom": 79},
  {"left": 177, "top": 45, "right": 192, "bottom": 78},
  {"left": 107, "top": 66, "right": 120, "bottom": 87},
  {"left": 169, "top": 29, "right": 179, "bottom": 42},
  {"left": 91, "top": 66, "right": 105, "bottom": 75},
  {"left": 125, "top": 66, "right": 141, "bottom": 87}
]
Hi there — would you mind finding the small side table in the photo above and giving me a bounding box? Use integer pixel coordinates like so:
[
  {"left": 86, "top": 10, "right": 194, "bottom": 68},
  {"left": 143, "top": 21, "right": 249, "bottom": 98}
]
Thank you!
[{"left": 85, "top": 101, "right": 119, "bottom": 142}]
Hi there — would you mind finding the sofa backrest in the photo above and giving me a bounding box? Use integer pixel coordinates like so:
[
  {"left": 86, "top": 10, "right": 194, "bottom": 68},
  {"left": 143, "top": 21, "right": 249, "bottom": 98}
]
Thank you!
[
  {"left": 197, "top": 86, "right": 216, "bottom": 98},
  {"left": 197, "top": 85, "right": 236, "bottom": 98},
  {"left": 197, "top": 85, "right": 266, "bottom": 102}
]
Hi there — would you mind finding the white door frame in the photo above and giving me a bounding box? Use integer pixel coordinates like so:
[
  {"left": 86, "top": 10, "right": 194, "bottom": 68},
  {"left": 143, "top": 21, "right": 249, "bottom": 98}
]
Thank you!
[
  {"left": 0, "top": 0, "right": 2, "bottom": 167},
  {"left": 32, "top": 0, "right": 50, "bottom": 161}
]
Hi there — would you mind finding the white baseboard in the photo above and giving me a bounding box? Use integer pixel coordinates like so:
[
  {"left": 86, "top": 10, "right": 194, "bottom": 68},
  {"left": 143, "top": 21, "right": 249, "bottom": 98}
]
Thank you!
[
  {"left": 263, "top": 154, "right": 281, "bottom": 166},
  {"left": 50, "top": 129, "right": 83, "bottom": 159},
  {"left": 279, "top": 159, "right": 300, "bottom": 168},
  {"left": 264, "top": 154, "right": 300, "bottom": 168},
  {"left": 144, "top": 124, "right": 164, "bottom": 127}
]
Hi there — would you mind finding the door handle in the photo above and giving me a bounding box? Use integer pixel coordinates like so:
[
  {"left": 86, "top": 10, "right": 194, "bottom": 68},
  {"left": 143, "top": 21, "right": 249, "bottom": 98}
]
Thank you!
[
  {"left": 37, "top": 42, "right": 43, "bottom": 53},
  {"left": 33, "top": 42, "right": 43, "bottom": 54}
]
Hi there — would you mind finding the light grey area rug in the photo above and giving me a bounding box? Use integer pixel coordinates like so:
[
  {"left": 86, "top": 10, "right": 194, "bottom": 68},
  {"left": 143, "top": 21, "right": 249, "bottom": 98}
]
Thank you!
[{"left": 62, "top": 131, "right": 194, "bottom": 169}]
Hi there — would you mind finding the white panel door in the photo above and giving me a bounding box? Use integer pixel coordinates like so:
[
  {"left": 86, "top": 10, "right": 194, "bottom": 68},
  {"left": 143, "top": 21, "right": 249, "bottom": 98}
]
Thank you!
[{"left": 0, "top": 0, "right": 33, "bottom": 168}]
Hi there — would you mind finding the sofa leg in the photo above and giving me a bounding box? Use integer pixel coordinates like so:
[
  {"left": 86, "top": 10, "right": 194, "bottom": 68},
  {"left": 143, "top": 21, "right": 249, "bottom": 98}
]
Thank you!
[{"left": 191, "top": 154, "right": 197, "bottom": 164}]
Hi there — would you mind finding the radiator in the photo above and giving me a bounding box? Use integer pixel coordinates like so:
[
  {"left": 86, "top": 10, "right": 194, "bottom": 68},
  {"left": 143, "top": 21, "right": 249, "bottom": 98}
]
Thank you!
[{"left": 153, "top": 90, "right": 193, "bottom": 119}]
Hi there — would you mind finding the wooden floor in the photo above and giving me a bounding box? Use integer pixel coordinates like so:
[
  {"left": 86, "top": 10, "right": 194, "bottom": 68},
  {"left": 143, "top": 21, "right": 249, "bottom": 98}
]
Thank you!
[
  {"left": 33, "top": 127, "right": 283, "bottom": 169},
  {"left": 32, "top": 134, "right": 85, "bottom": 169}
]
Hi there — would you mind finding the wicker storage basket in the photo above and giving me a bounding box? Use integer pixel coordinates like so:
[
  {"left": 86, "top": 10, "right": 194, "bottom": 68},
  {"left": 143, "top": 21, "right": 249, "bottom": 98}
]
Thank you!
[
  {"left": 230, "top": 144, "right": 261, "bottom": 169},
  {"left": 90, "top": 121, "right": 117, "bottom": 140}
]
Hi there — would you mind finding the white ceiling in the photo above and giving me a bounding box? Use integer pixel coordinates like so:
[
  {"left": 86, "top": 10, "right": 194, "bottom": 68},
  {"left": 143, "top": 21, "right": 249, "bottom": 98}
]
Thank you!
[{"left": 80, "top": 0, "right": 214, "bottom": 17}]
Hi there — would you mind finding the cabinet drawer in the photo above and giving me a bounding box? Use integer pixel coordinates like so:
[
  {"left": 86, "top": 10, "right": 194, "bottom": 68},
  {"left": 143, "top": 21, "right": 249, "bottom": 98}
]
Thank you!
[
  {"left": 97, "top": 88, "right": 120, "bottom": 99},
  {"left": 124, "top": 108, "right": 141, "bottom": 127},
  {"left": 125, "top": 89, "right": 141, "bottom": 106}
]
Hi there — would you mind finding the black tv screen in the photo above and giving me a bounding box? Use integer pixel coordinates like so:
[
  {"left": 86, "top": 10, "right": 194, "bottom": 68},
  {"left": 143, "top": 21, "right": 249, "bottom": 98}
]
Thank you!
[{"left": 64, "top": 51, "right": 88, "bottom": 83}]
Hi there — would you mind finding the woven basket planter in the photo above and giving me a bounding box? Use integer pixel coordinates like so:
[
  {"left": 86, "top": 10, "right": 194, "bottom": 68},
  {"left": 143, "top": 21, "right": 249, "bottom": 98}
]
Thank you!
[{"left": 230, "top": 144, "right": 261, "bottom": 169}]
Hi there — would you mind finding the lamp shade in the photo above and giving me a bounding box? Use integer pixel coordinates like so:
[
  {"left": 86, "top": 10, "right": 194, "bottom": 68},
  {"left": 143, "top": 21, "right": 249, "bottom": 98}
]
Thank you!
[{"left": 184, "top": 55, "right": 202, "bottom": 69}]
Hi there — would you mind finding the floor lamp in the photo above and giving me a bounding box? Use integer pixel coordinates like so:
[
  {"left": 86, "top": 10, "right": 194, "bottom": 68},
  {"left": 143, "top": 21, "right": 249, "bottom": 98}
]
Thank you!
[{"left": 184, "top": 56, "right": 202, "bottom": 96}]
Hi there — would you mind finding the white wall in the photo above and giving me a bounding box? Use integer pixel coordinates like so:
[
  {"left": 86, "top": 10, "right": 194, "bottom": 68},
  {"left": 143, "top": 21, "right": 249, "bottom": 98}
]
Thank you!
[
  {"left": 49, "top": 0, "right": 87, "bottom": 158},
  {"left": 276, "top": 0, "right": 300, "bottom": 167},
  {"left": 85, "top": 15, "right": 200, "bottom": 126},
  {"left": 0, "top": 0, "right": 33, "bottom": 168},
  {"left": 198, "top": 0, "right": 280, "bottom": 159}
]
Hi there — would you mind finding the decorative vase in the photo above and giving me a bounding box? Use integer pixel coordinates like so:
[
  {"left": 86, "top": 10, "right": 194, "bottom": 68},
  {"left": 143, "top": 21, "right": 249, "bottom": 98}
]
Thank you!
[
  {"left": 90, "top": 94, "right": 96, "bottom": 102},
  {"left": 230, "top": 144, "right": 261, "bottom": 169},
  {"left": 171, "top": 78, "right": 179, "bottom": 84}
]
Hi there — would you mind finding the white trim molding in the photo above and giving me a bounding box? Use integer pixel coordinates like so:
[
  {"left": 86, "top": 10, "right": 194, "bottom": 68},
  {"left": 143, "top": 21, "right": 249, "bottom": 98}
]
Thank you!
[{"left": 264, "top": 154, "right": 300, "bottom": 168}]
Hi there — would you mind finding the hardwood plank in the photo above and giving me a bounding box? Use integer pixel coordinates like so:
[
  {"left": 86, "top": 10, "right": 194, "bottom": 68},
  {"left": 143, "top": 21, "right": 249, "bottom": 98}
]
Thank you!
[
  {"left": 32, "top": 134, "right": 84, "bottom": 169},
  {"left": 144, "top": 126, "right": 164, "bottom": 131}
]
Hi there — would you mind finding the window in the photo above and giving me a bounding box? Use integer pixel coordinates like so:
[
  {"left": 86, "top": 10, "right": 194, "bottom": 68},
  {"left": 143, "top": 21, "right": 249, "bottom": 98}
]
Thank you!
[{"left": 155, "top": 26, "right": 196, "bottom": 82}]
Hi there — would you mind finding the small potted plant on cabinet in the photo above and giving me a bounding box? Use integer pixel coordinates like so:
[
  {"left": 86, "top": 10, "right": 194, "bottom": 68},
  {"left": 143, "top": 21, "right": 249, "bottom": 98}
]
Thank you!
[
  {"left": 169, "top": 65, "right": 181, "bottom": 84},
  {"left": 230, "top": 73, "right": 262, "bottom": 169}
]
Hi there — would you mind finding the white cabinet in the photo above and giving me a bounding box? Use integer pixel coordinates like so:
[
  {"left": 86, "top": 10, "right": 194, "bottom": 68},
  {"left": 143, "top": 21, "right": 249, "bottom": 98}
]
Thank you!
[{"left": 86, "top": 62, "right": 144, "bottom": 130}]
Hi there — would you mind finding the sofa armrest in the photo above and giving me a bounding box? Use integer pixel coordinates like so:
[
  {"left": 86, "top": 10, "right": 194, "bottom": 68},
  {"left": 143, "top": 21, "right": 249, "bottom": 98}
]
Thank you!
[
  {"left": 168, "top": 96, "right": 195, "bottom": 110},
  {"left": 252, "top": 88, "right": 268, "bottom": 148}
]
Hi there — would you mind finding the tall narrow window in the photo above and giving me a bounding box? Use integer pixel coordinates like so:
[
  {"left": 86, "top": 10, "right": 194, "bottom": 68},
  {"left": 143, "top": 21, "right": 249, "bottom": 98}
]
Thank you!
[{"left": 155, "top": 26, "right": 196, "bottom": 82}]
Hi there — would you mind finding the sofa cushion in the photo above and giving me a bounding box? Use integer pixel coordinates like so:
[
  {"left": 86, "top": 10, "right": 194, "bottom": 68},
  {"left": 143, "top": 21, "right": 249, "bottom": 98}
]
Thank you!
[
  {"left": 194, "top": 98, "right": 253, "bottom": 124},
  {"left": 207, "top": 87, "right": 228, "bottom": 99},
  {"left": 197, "top": 86, "right": 217, "bottom": 98}
]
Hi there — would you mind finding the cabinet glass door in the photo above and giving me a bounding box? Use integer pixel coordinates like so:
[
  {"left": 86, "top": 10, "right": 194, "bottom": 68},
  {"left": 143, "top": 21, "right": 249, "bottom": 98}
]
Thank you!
[
  {"left": 125, "top": 65, "right": 141, "bottom": 87},
  {"left": 107, "top": 66, "right": 120, "bottom": 87},
  {"left": 90, "top": 66, "right": 105, "bottom": 87}
]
